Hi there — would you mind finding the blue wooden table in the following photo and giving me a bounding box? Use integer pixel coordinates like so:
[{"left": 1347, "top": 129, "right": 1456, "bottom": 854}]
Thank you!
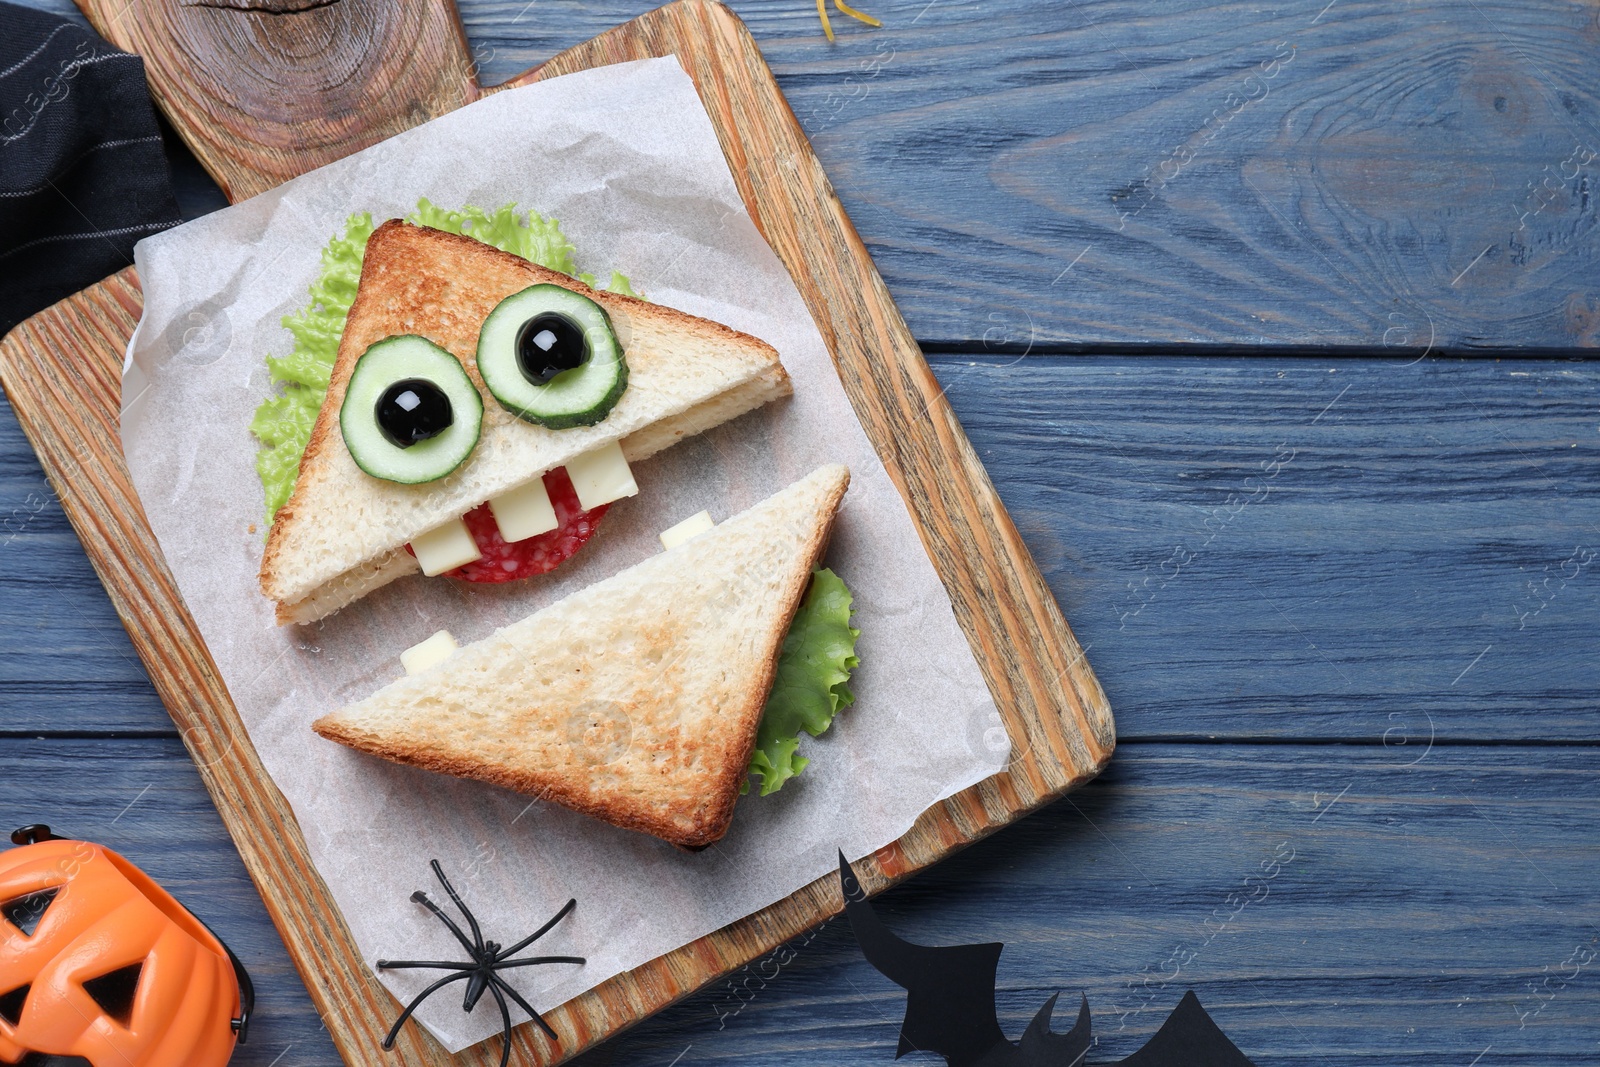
[{"left": 4, "top": 1, "right": 1598, "bottom": 1064}]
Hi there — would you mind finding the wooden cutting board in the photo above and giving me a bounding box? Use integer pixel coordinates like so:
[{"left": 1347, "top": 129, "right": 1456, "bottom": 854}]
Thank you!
[{"left": 0, "top": 1, "right": 1114, "bottom": 1063}]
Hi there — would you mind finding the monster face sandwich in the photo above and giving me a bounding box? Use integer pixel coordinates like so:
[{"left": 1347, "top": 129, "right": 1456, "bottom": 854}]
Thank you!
[{"left": 258, "top": 215, "right": 791, "bottom": 625}]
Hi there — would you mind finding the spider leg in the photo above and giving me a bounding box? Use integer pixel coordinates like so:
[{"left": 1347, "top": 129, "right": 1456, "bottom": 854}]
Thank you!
[
  {"left": 491, "top": 973, "right": 559, "bottom": 1041},
  {"left": 377, "top": 959, "right": 476, "bottom": 971},
  {"left": 430, "top": 859, "right": 486, "bottom": 954},
  {"left": 487, "top": 977, "right": 515, "bottom": 1067},
  {"left": 492, "top": 956, "right": 586, "bottom": 970},
  {"left": 381, "top": 970, "right": 473, "bottom": 1050},
  {"left": 494, "top": 898, "right": 578, "bottom": 961},
  {"left": 411, "top": 890, "right": 482, "bottom": 957}
]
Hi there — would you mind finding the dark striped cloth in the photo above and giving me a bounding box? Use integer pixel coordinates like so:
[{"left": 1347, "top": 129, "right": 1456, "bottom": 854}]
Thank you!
[{"left": 0, "top": 1, "right": 181, "bottom": 335}]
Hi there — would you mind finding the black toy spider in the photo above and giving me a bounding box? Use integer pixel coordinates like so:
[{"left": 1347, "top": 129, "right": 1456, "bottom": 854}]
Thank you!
[{"left": 377, "top": 859, "right": 585, "bottom": 1067}]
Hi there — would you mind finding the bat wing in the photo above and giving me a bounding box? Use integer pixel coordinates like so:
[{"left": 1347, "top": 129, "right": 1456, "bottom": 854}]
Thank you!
[
  {"left": 837, "top": 851, "right": 1255, "bottom": 1067},
  {"left": 1011, "top": 993, "right": 1092, "bottom": 1067},
  {"left": 839, "top": 852, "right": 1008, "bottom": 1066},
  {"left": 1113, "top": 991, "right": 1257, "bottom": 1067}
]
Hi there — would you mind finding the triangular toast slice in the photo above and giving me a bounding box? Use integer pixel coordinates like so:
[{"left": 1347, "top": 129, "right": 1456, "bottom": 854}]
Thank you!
[
  {"left": 260, "top": 220, "right": 791, "bottom": 625},
  {"left": 312, "top": 464, "right": 850, "bottom": 847}
]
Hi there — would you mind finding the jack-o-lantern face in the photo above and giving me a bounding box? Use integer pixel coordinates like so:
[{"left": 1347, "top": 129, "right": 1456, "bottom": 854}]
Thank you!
[{"left": 0, "top": 829, "right": 248, "bottom": 1067}]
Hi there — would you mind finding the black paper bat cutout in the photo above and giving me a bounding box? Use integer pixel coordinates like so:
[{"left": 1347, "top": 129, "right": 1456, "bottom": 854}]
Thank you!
[{"left": 837, "top": 853, "right": 1256, "bottom": 1067}]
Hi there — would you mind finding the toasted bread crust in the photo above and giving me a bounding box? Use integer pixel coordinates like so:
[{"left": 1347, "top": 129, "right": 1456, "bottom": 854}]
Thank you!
[
  {"left": 259, "top": 220, "right": 791, "bottom": 618},
  {"left": 313, "top": 464, "right": 850, "bottom": 847},
  {"left": 668, "top": 466, "right": 847, "bottom": 845}
]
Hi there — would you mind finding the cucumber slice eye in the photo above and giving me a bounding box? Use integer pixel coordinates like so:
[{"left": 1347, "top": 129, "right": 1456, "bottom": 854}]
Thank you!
[
  {"left": 340, "top": 336, "right": 483, "bottom": 484},
  {"left": 478, "top": 284, "right": 628, "bottom": 429}
]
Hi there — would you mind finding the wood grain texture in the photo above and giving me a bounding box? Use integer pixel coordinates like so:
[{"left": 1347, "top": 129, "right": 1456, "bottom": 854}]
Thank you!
[
  {"left": 0, "top": 2, "right": 1111, "bottom": 1063},
  {"left": 3, "top": 737, "right": 1596, "bottom": 1067},
  {"left": 947, "top": 355, "right": 1600, "bottom": 742},
  {"left": 0, "top": 400, "right": 159, "bottom": 733},
  {"left": 72, "top": 0, "right": 479, "bottom": 200},
  {"left": 452, "top": 0, "right": 1600, "bottom": 352},
  {"left": 801, "top": 0, "right": 1600, "bottom": 352},
  {"left": 8, "top": 354, "right": 1598, "bottom": 741},
  {"left": 587, "top": 741, "right": 1600, "bottom": 1067},
  {"left": 22, "top": 0, "right": 1600, "bottom": 350}
]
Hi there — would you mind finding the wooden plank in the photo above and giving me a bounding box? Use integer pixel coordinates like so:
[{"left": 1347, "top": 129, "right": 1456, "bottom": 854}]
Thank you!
[
  {"left": 944, "top": 355, "right": 1600, "bottom": 742},
  {"left": 4, "top": 736, "right": 1595, "bottom": 1066},
  {"left": 16, "top": 0, "right": 1598, "bottom": 351},
  {"left": 461, "top": 0, "right": 1600, "bottom": 353},
  {"left": 0, "top": 394, "right": 163, "bottom": 732},
  {"left": 19, "top": 0, "right": 1600, "bottom": 353},
  {"left": 10, "top": 354, "right": 1597, "bottom": 742},
  {"left": 0, "top": 3, "right": 1110, "bottom": 1063}
]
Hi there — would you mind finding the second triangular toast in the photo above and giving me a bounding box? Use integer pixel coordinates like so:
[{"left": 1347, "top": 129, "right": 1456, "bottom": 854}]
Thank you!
[{"left": 312, "top": 464, "right": 850, "bottom": 847}]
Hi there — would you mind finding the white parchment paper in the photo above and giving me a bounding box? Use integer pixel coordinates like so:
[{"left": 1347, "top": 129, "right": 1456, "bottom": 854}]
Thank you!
[{"left": 121, "top": 57, "right": 1008, "bottom": 1052}]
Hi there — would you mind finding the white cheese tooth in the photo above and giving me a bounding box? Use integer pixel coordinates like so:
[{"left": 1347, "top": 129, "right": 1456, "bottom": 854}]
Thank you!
[
  {"left": 659, "top": 510, "right": 715, "bottom": 550},
  {"left": 401, "top": 630, "right": 459, "bottom": 676},
  {"left": 489, "top": 477, "right": 559, "bottom": 543},
  {"left": 566, "top": 439, "right": 639, "bottom": 510},
  {"left": 410, "top": 517, "right": 482, "bottom": 576}
]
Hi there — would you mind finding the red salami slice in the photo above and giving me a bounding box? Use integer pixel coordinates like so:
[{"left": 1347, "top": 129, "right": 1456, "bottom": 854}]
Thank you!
[{"left": 407, "top": 466, "right": 610, "bottom": 584}]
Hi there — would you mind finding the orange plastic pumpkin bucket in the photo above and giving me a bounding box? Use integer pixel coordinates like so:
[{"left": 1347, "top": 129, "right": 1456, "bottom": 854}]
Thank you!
[{"left": 0, "top": 825, "right": 251, "bottom": 1067}]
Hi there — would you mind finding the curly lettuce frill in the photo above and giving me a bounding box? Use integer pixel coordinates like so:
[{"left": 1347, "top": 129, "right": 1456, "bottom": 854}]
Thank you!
[{"left": 747, "top": 567, "right": 861, "bottom": 796}]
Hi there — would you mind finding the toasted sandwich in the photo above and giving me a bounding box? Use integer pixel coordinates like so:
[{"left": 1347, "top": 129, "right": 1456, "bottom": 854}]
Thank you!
[
  {"left": 312, "top": 463, "right": 851, "bottom": 848},
  {"left": 259, "top": 220, "right": 791, "bottom": 625}
]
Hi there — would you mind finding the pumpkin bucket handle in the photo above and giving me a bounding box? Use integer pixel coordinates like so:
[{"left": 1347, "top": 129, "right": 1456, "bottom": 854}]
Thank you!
[{"left": 9, "top": 824, "right": 58, "bottom": 846}]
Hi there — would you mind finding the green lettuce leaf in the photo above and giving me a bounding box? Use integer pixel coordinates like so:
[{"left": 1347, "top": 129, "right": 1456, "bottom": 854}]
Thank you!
[
  {"left": 407, "top": 199, "right": 576, "bottom": 273},
  {"left": 251, "top": 211, "right": 373, "bottom": 519},
  {"left": 747, "top": 567, "right": 861, "bottom": 796},
  {"left": 249, "top": 198, "right": 638, "bottom": 522}
]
